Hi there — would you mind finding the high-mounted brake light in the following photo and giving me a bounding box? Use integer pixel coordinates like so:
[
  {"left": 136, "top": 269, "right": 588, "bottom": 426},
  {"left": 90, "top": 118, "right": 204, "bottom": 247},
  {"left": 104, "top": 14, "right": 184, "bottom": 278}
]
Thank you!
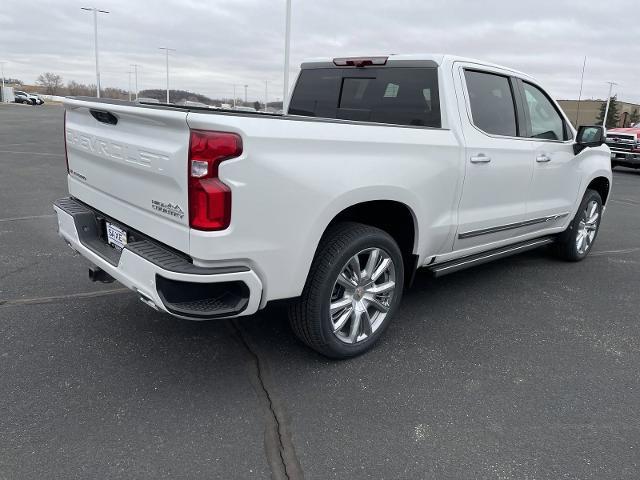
[
  {"left": 333, "top": 56, "right": 388, "bottom": 67},
  {"left": 188, "top": 130, "right": 242, "bottom": 231}
]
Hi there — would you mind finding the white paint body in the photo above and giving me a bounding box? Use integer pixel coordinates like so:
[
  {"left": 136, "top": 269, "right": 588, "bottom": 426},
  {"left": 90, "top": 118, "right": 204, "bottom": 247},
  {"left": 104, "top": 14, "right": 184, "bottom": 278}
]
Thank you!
[{"left": 58, "top": 55, "right": 612, "bottom": 316}]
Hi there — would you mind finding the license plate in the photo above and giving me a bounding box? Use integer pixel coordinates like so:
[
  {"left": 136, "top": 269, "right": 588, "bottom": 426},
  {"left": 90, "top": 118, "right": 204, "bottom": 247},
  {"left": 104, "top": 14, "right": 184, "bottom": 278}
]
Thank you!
[{"left": 106, "top": 222, "right": 127, "bottom": 249}]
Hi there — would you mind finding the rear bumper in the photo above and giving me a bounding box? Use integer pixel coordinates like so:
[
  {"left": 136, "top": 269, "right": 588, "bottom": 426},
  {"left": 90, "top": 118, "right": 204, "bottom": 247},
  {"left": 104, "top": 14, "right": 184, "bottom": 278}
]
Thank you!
[{"left": 53, "top": 197, "right": 263, "bottom": 320}]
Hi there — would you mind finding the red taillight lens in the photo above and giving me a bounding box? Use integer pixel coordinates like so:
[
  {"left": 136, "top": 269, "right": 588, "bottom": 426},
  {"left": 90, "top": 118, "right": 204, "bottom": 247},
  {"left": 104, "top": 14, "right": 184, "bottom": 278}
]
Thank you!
[
  {"left": 64, "top": 110, "right": 69, "bottom": 173},
  {"left": 188, "top": 130, "right": 242, "bottom": 231}
]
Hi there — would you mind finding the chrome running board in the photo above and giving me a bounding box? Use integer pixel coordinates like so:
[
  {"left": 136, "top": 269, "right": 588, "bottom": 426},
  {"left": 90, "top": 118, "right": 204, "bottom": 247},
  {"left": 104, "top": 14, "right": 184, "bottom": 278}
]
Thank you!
[{"left": 428, "top": 237, "right": 555, "bottom": 278}]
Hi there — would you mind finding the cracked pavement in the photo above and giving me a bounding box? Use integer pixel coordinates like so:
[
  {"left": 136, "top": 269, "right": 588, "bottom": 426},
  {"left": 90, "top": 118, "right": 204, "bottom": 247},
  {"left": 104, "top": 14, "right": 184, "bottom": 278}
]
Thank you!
[{"left": 1, "top": 104, "right": 639, "bottom": 479}]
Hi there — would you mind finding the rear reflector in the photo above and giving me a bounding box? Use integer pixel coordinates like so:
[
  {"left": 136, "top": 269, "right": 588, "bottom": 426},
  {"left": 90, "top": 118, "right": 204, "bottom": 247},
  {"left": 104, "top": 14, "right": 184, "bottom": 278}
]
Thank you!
[
  {"left": 188, "top": 130, "right": 242, "bottom": 231},
  {"left": 333, "top": 56, "right": 388, "bottom": 67}
]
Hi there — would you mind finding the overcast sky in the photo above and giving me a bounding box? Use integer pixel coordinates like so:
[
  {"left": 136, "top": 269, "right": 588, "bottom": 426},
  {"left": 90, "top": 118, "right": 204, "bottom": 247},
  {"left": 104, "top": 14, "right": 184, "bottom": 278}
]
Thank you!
[{"left": 1, "top": 0, "right": 638, "bottom": 103}]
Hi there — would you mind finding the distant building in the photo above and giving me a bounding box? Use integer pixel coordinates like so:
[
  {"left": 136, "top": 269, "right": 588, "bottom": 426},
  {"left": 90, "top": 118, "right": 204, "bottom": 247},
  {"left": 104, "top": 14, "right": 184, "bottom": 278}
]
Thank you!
[{"left": 558, "top": 99, "right": 640, "bottom": 128}]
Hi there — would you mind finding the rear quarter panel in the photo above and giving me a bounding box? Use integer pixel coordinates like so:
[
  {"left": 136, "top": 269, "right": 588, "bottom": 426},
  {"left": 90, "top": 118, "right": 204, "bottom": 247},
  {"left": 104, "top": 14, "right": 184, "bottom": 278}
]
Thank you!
[{"left": 186, "top": 113, "right": 463, "bottom": 302}]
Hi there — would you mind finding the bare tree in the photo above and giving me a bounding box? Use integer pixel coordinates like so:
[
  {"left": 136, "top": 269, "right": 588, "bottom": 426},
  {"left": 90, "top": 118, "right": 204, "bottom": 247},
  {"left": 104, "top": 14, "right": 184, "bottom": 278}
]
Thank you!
[
  {"left": 67, "top": 80, "right": 84, "bottom": 96},
  {"left": 36, "top": 72, "right": 64, "bottom": 95}
]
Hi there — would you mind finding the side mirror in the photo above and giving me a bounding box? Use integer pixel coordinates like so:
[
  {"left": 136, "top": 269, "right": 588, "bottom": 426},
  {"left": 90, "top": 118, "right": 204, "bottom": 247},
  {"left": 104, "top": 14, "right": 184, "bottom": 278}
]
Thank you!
[{"left": 574, "top": 125, "right": 605, "bottom": 155}]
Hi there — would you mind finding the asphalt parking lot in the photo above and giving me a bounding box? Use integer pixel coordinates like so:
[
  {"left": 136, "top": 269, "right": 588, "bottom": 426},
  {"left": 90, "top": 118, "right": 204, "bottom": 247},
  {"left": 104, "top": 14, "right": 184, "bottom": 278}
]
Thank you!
[{"left": 1, "top": 103, "right": 639, "bottom": 479}]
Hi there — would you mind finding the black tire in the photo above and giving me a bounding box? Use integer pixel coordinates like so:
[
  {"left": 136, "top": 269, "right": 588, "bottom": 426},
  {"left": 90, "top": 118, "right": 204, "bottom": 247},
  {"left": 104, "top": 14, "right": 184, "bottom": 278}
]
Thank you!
[
  {"left": 554, "top": 189, "right": 603, "bottom": 261},
  {"left": 289, "top": 222, "right": 404, "bottom": 359}
]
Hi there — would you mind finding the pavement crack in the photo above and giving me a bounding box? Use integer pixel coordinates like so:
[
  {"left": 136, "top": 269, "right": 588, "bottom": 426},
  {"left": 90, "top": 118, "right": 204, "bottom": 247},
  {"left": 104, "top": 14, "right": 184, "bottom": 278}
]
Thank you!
[{"left": 229, "top": 319, "right": 304, "bottom": 480}]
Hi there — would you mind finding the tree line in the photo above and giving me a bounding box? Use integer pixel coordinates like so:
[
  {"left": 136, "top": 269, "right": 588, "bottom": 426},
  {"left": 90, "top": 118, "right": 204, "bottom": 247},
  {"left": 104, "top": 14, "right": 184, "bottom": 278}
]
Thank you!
[
  {"left": 32, "top": 72, "right": 128, "bottom": 99},
  {"left": 30, "top": 72, "right": 282, "bottom": 110}
]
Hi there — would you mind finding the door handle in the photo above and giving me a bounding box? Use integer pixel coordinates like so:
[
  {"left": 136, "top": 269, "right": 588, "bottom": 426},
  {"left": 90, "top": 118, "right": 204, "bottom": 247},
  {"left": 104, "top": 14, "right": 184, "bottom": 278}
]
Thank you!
[
  {"left": 536, "top": 154, "right": 551, "bottom": 163},
  {"left": 470, "top": 154, "right": 491, "bottom": 164}
]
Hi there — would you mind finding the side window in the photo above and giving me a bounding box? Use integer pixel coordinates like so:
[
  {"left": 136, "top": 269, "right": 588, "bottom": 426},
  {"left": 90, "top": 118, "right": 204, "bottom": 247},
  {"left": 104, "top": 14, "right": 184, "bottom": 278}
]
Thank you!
[
  {"left": 464, "top": 70, "right": 517, "bottom": 137},
  {"left": 522, "top": 82, "right": 566, "bottom": 141}
]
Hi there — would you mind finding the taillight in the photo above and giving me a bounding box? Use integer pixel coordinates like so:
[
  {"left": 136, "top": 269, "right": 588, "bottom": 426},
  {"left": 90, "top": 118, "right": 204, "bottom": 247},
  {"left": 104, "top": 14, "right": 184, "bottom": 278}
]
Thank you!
[
  {"left": 188, "top": 130, "right": 242, "bottom": 231},
  {"left": 63, "top": 110, "right": 69, "bottom": 173}
]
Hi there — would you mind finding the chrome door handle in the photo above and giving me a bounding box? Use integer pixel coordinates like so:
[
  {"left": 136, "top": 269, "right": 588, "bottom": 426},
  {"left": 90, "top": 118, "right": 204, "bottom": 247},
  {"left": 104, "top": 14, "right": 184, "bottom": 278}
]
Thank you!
[
  {"left": 536, "top": 154, "right": 551, "bottom": 163},
  {"left": 470, "top": 154, "right": 491, "bottom": 164}
]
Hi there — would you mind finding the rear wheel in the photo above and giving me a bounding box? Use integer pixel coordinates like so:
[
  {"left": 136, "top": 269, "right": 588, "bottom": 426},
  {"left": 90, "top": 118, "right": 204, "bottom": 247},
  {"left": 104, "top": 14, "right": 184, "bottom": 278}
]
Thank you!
[
  {"left": 554, "top": 189, "right": 602, "bottom": 261},
  {"left": 289, "top": 222, "right": 404, "bottom": 358}
]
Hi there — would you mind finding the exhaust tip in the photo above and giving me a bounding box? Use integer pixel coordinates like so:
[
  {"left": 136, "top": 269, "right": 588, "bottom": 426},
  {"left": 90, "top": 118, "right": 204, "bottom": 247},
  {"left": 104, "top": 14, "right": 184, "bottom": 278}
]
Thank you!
[{"left": 137, "top": 291, "right": 159, "bottom": 311}]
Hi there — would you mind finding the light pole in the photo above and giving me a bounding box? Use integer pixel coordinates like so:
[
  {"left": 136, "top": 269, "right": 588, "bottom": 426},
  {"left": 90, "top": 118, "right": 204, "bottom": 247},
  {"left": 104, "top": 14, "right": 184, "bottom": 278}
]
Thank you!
[
  {"left": 81, "top": 7, "right": 109, "bottom": 98},
  {"left": 244, "top": 84, "right": 248, "bottom": 104},
  {"left": 158, "top": 47, "right": 175, "bottom": 103},
  {"left": 233, "top": 85, "right": 237, "bottom": 108},
  {"left": 128, "top": 70, "right": 132, "bottom": 101},
  {"left": 575, "top": 56, "right": 587, "bottom": 127},
  {"left": 0, "top": 62, "right": 5, "bottom": 103},
  {"left": 602, "top": 81, "right": 618, "bottom": 131},
  {"left": 264, "top": 80, "right": 268, "bottom": 112},
  {"left": 283, "top": 0, "right": 292, "bottom": 112},
  {"left": 130, "top": 64, "right": 139, "bottom": 100}
]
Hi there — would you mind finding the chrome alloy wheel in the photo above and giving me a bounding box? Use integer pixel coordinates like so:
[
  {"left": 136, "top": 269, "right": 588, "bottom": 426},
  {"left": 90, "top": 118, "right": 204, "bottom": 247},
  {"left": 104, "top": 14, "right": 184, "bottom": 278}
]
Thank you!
[
  {"left": 576, "top": 199, "right": 600, "bottom": 255},
  {"left": 329, "top": 248, "right": 396, "bottom": 344}
]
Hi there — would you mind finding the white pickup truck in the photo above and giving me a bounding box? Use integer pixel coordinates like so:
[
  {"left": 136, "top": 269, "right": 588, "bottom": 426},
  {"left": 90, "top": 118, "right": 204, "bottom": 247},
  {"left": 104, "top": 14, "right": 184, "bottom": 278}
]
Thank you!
[{"left": 54, "top": 54, "right": 611, "bottom": 358}]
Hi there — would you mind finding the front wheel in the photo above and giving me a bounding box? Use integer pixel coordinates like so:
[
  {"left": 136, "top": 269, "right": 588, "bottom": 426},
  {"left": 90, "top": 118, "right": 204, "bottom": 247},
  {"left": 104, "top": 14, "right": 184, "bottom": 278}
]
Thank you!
[
  {"left": 554, "top": 189, "right": 603, "bottom": 261},
  {"left": 289, "top": 222, "right": 404, "bottom": 359}
]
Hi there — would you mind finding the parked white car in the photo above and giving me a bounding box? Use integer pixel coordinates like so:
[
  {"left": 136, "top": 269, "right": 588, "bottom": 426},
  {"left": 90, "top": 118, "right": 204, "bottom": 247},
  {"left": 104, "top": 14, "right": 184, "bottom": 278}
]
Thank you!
[{"left": 54, "top": 54, "right": 611, "bottom": 358}]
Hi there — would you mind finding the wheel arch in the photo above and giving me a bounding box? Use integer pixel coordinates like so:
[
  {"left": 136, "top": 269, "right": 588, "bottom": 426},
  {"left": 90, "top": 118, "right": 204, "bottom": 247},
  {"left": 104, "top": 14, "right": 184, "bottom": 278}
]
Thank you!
[
  {"left": 586, "top": 176, "right": 611, "bottom": 205},
  {"left": 311, "top": 197, "right": 421, "bottom": 287}
]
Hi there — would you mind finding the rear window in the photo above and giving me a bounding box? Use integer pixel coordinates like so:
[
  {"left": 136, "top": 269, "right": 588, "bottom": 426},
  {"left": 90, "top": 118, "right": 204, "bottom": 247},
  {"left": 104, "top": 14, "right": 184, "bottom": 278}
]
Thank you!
[{"left": 288, "top": 67, "right": 441, "bottom": 128}]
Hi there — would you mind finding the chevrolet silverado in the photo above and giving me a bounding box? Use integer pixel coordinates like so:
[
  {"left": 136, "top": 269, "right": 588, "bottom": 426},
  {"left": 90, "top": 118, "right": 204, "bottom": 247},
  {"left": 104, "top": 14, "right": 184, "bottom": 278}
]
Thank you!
[{"left": 54, "top": 54, "right": 612, "bottom": 358}]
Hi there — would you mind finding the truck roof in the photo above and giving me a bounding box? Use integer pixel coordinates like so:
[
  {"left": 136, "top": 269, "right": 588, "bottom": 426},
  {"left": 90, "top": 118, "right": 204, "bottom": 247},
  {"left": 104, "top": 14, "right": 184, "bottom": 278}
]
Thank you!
[{"left": 300, "top": 53, "right": 534, "bottom": 81}]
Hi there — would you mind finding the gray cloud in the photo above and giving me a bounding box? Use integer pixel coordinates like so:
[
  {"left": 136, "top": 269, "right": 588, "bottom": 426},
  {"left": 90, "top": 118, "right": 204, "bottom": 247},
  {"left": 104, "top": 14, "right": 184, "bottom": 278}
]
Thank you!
[{"left": 1, "top": 0, "right": 638, "bottom": 103}]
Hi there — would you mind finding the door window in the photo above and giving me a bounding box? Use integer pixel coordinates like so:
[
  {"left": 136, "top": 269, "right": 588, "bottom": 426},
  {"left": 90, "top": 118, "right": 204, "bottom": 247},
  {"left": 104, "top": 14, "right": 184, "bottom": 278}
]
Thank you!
[
  {"left": 522, "top": 82, "right": 567, "bottom": 141},
  {"left": 464, "top": 70, "right": 518, "bottom": 137}
]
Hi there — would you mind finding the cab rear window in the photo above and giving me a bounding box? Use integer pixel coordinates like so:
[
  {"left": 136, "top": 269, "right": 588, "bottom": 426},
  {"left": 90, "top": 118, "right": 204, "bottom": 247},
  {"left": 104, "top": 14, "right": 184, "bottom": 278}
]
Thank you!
[{"left": 289, "top": 67, "right": 441, "bottom": 128}]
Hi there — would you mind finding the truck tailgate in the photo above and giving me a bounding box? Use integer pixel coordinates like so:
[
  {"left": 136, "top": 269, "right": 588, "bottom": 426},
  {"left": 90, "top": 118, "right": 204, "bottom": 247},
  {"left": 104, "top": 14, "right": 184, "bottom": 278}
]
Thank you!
[{"left": 64, "top": 98, "right": 191, "bottom": 252}]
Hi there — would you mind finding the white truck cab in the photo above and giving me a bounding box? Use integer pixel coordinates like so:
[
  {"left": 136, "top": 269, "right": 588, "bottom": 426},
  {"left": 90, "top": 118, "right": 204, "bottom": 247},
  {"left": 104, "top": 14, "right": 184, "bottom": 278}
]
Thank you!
[{"left": 54, "top": 54, "right": 611, "bottom": 358}]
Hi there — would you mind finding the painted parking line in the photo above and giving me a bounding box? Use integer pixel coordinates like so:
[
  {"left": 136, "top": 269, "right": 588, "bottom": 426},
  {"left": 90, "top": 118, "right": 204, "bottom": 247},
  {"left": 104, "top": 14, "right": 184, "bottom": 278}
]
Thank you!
[
  {"left": 0, "top": 214, "right": 56, "bottom": 223},
  {"left": 0, "top": 288, "right": 130, "bottom": 307},
  {"left": 0, "top": 150, "right": 64, "bottom": 157}
]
